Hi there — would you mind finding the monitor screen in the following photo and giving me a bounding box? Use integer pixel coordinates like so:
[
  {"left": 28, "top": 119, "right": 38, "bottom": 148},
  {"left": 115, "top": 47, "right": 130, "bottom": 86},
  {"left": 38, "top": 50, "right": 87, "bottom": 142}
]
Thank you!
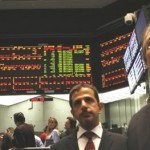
[
  {"left": 123, "top": 33, "right": 145, "bottom": 94},
  {"left": 126, "top": 47, "right": 146, "bottom": 94},
  {"left": 123, "top": 6, "right": 149, "bottom": 94},
  {"left": 128, "top": 29, "right": 139, "bottom": 61},
  {"left": 123, "top": 46, "right": 132, "bottom": 73},
  {"left": 133, "top": 47, "right": 146, "bottom": 83},
  {"left": 123, "top": 30, "right": 139, "bottom": 74},
  {"left": 127, "top": 66, "right": 137, "bottom": 93}
]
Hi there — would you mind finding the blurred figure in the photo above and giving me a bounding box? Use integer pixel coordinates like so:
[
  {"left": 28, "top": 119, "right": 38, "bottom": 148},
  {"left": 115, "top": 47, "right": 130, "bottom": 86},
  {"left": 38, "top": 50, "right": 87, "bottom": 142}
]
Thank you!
[
  {"left": 122, "top": 123, "right": 128, "bottom": 136},
  {"left": 0, "top": 127, "right": 14, "bottom": 150},
  {"left": 44, "top": 117, "right": 60, "bottom": 148},
  {"left": 13, "top": 112, "right": 36, "bottom": 148},
  {"left": 39, "top": 125, "right": 48, "bottom": 144},
  {"left": 60, "top": 116, "right": 77, "bottom": 139},
  {"left": 127, "top": 24, "right": 150, "bottom": 150}
]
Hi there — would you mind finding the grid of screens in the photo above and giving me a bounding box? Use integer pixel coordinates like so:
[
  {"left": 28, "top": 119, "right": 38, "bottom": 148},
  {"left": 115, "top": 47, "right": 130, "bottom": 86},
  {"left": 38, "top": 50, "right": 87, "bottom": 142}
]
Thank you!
[
  {"left": 100, "top": 33, "right": 131, "bottom": 90},
  {"left": 126, "top": 47, "right": 146, "bottom": 93},
  {"left": 0, "top": 28, "right": 136, "bottom": 95},
  {"left": 123, "top": 8, "right": 148, "bottom": 94},
  {"left": 0, "top": 44, "right": 92, "bottom": 94}
]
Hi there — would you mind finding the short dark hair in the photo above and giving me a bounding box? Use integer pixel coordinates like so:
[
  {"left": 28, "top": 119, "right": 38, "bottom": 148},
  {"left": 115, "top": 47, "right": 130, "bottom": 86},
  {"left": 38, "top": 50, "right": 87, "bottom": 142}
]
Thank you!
[
  {"left": 67, "top": 117, "right": 77, "bottom": 128},
  {"left": 14, "top": 112, "right": 25, "bottom": 123},
  {"left": 69, "top": 83, "right": 99, "bottom": 108}
]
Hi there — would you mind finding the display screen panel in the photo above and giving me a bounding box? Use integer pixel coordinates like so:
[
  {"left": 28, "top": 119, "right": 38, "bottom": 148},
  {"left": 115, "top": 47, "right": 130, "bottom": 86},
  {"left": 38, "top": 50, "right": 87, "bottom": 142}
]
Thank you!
[
  {"left": 129, "top": 29, "right": 139, "bottom": 61},
  {"left": 100, "top": 33, "right": 131, "bottom": 91},
  {"left": 123, "top": 30, "right": 139, "bottom": 74},
  {"left": 0, "top": 44, "right": 93, "bottom": 95},
  {"left": 123, "top": 46, "right": 132, "bottom": 73},
  {"left": 127, "top": 66, "right": 137, "bottom": 93},
  {"left": 133, "top": 47, "right": 146, "bottom": 83},
  {"left": 123, "top": 6, "right": 149, "bottom": 94},
  {"left": 126, "top": 47, "right": 146, "bottom": 93}
]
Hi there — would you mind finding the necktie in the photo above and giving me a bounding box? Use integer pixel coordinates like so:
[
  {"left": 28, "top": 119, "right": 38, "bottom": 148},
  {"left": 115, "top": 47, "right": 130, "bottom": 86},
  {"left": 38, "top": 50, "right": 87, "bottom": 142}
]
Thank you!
[{"left": 84, "top": 132, "right": 95, "bottom": 150}]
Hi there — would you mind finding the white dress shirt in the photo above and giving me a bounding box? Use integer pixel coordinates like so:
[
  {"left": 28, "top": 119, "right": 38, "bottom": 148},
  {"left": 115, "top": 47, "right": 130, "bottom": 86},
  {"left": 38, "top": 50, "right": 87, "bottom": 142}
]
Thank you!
[{"left": 77, "top": 122, "right": 103, "bottom": 150}]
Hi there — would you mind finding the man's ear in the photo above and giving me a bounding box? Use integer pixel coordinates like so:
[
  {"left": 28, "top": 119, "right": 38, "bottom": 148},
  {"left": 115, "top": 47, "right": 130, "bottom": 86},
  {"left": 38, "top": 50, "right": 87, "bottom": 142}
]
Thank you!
[{"left": 98, "top": 102, "right": 104, "bottom": 113}]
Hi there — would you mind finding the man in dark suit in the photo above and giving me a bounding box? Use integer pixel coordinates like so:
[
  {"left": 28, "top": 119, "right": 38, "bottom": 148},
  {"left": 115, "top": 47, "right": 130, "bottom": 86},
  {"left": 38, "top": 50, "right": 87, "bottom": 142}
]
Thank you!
[
  {"left": 51, "top": 83, "right": 127, "bottom": 150},
  {"left": 60, "top": 116, "right": 77, "bottom": 139},
  {"left": 13, "top": 112, "right": 36, "bottom": 148},
  {"left": 127, "top": 24, "right": 150, "bottom": 150}
]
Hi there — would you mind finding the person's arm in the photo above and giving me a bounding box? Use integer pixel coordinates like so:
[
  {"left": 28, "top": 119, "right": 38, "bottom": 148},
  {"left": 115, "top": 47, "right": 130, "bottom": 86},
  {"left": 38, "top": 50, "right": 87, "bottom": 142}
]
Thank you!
[{"left": 51, "top": 130, "right": 60, "bottom": 143}]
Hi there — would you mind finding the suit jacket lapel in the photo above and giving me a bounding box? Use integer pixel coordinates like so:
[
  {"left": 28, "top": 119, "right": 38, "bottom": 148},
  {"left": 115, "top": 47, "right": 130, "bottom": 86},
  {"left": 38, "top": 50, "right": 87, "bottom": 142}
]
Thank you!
[
  {"left": 65, "top": 129, "right": 114, "bottom": 150},
  {"left": 98, "top": 129, "right": 113, "bottom": 150}
]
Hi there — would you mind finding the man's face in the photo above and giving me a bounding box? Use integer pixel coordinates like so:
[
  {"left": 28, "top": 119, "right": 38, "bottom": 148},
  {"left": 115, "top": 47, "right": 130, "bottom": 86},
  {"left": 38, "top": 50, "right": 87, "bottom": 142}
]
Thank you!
[
  {"left": 64, "top": 119, "right": 71, "bottom": 130},
  {"left": 71, "top": 87, "right": 103, "bottom": 131}
]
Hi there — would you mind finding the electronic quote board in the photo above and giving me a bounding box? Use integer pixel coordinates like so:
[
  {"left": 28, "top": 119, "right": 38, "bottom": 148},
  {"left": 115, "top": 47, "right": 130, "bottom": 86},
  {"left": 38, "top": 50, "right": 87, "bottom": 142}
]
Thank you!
[
  {"left": 125, "top": 47, "right": 146, "bottom": 93},
  {"left": 123, "top": 38, "right": 146, "bottom": 93},
  {"left": 0, "top": 44, "right": 92, "bottom": 95},
  {"left": 124, "top": 47, "right": 146, "bottom": 93},
  {"left": 123, "top": 7, "right": 149, "bottom": 94},
  {"left": 100, "top": 33, "right": 131, "bottom": 91},
  {"left": 123, "top": 29, "right": 139, "bottom": 74}
]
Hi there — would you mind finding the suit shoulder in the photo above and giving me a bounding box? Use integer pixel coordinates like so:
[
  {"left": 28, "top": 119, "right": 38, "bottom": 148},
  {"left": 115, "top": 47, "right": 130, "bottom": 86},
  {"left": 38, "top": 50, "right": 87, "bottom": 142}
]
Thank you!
[
  {"left": 105, "top": 130, "right": 127, "bottom": 142},
  {"left": 129, "top": 104, "right": 150, "bottom": 125}
]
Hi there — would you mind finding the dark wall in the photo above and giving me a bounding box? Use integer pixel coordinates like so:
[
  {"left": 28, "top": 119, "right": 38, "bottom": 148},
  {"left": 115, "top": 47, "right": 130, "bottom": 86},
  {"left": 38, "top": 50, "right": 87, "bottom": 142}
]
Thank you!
[{"left": 0, "top": 0, "right": 149, "bottom": 37}]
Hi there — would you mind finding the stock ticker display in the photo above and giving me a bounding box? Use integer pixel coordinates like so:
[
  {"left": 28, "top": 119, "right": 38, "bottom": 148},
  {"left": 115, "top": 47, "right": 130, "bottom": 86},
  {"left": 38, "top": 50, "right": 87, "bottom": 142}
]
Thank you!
[
  {"left": 0, "top": 44, "right": 92, "bottom": 94},
  {"left": 100, "top": 33, "right": 131, "bottom": 90}
]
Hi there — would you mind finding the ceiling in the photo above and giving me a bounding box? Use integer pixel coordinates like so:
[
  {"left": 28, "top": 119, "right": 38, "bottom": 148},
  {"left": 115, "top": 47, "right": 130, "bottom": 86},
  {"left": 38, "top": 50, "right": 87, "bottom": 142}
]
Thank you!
[
  {"left": 0, "top": 0, "right": 149, "bottom": 37},
  {"left": 0, "top": 0, "right": 118, "bottom": 9},
  {"left": 0, "top": 0, "right": 148, "bottom": 10},
  {"left": 0, "top": 82, "right": 146, "bottom": 106}
]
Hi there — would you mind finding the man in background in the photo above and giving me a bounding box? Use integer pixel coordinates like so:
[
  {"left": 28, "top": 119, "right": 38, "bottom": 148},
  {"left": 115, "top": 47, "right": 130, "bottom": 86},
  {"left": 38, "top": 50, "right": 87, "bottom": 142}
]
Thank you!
[
  {"left": 127, "top": 24, "right": 150, "bottom": 150},
  {"left": 60, "top": 116, "right": 77, "bottom": 138},
  {"left": 13, "top": 112, "right": 36, "bottom": 148}
]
